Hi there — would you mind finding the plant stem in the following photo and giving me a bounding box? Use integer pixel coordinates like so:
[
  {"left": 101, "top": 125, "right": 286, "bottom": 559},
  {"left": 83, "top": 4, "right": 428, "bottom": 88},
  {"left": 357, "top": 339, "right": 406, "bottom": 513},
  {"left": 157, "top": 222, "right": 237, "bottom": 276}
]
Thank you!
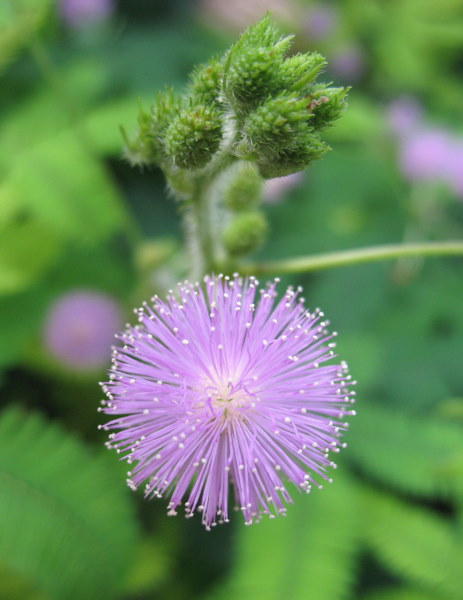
[
  {"left": 245, "top": 241, "right": 463, "bottom": 275},
  {"left": 175, "top": 153, "right": 236, "bottom": 279}
]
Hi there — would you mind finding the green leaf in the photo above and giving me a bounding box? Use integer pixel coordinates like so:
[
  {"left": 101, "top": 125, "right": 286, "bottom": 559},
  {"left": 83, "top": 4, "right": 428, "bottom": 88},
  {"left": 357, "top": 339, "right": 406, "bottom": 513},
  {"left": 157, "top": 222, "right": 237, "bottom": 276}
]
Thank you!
[
  {"left": 348, "top": 404, "right": 463, "bottom": 500},
  {"left": 206, "top": 472, "right": 359, "bottom": 600},
  {"left": 0, "top": 405, "right": 139, "bottom": 599},
  {"left": 0, "top": 1, "right": 51, "bottom": 74},
  {"left": 4, "top": 131, "right": 126, "bottom": 244},
  {"left": 362, "top": 487, "right": 463, "bottom": 599},
  {"left": 0, "top": 219, "right": 62, "bottom": 295},
  {"left": 362, "top": 586, "right": 442, "bottom": 600}
]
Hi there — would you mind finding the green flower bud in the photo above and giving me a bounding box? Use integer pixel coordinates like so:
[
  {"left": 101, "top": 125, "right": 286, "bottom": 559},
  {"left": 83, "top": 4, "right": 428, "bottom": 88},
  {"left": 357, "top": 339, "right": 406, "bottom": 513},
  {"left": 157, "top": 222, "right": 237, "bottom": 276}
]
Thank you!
[
  {"left": 242, "top": 94, "right": 310, "bottom": 159},
  {"left": 280, "top": 52, "right": 327, "bottom": 93},
  {"left": 257, "top": 134, "right": 329, "bottom": 179},
  {"left": 223, "top": 162, "right": 263, "bottom": 211},
  {"left": 164, "top": 105, "right": 223, "bottom": 170},
  {"left": 307, "top": 85, "right": 350, "bottom": 130},
  {"left": 124, "top": 89, "right": 182, "bottom": 167},
  {"left": 122, "top": 105, "right": 155, "bottom": 167},
  {"left": 222, "top": 211, "right": 268, "bottom": 257},
  {"left": 188, "top": 57, "right": 223, "bottom": 107},
  {"left": 226, "top": 14, "right": 287, "bottom": 58},
  {"left": 223, "top": 46, "right": 284, "bottom": 112},
  {"left": 222, "top": 15, "right": 293, "bottom": 112}
]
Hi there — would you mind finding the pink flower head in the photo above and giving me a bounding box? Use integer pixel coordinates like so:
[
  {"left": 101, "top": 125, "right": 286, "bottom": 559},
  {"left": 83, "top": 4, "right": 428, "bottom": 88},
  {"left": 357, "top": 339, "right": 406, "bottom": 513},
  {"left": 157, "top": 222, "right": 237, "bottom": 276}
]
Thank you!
[
  {"left": 59, "top": 0, "right": 114, "bottom": 27},
  {"left": 100, "top": 274, "right": 354, "bottom": 529},
  {"left": 386, "top": 97, "right": 422, "bottom": 138},
  {"left": 263, "top": 172, "right": 303, "bottom": 204},
  {"left": 44, "top": 290, "right": 122, "bottom": 370},
  {"left": 199, "top": 0, "right": 297, "bottom": 31},
  {"left": 304, "top": 5, "right": 338, "bottom": 41},
  {"left": 444, "top": 140, "right": 463, "bottom": 199},
  {"left": 330, "top": 45, "right": 365, "bottom": 81},
  {"left": 398, "top": 128, "right": 452, "bottom": 183}
]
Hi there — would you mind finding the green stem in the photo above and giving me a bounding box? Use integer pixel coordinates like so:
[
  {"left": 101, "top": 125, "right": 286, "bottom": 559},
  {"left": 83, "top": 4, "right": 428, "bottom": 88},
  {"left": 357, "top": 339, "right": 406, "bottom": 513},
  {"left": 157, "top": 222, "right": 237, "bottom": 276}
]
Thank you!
[
  {"left": 174, "top": 153, "right": 237, "bottom": 278},
  {"left": 245, "top": 241, "right": 463, "bottom": 275}
]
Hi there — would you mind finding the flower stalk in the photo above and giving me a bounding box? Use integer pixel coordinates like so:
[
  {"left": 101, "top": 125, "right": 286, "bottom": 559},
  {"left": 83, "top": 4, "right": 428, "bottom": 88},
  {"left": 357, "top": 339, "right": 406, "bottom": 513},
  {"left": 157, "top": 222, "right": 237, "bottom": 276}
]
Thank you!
[{"left": 245, "top": 241, "right": 463, "bottom": 275}]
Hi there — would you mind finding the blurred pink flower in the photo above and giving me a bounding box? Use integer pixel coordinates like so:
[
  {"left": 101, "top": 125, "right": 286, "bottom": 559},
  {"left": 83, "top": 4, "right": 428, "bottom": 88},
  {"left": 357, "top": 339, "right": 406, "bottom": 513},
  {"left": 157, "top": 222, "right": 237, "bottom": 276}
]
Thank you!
[
  {"left": 59, "top": 0, "right": 114, "bottom": 27},
  {"left": 44, "top": 290, "right": 122, "bottom": 370},
  {"left": 304, "top": 4, "right": 338, "bottom": 41},
  {"left": 444, "top": 141, "right": 463, "bottom": 199},
  {"left": 330, "top": 45, "right": 365, "bottom": 81},
  {"left": 398, "top": 128, "right": 453, "bottom": 183},
  {"left": 386, "top": 97, "right": 422, "bottom": 138},
  {"left": 263, "top": 172, "right": 303, "bottom": 204},
  {"left": 198, "top": 0, "right": 298, "bottom": 31}
]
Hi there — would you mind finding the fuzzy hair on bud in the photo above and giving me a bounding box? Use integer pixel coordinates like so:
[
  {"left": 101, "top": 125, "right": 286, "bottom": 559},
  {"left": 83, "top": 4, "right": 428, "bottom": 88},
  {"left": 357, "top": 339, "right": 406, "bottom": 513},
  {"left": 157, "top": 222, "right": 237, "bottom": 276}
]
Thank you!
[
  {"left": 222, "top": 211, "right": 268, "bottom": 256},
  {"left": 165, "top": 105, "right": 223, "bottom": 170},
  {"left": 188, "top": 57, "right": 223, "bottom": 107}
]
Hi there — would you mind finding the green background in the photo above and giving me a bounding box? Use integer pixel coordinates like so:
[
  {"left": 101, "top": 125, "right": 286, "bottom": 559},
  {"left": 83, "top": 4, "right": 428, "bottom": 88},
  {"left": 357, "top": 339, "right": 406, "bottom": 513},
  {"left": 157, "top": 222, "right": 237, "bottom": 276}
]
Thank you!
[{"left": 1, "top": 1, "right": 463, "bottom": 599}]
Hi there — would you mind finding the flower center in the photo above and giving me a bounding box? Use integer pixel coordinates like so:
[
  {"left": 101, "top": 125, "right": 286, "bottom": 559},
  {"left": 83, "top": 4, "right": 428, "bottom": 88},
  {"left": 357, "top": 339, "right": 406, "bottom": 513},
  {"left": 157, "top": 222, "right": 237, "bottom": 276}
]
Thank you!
[{"left": 199, "top": 379, "right": 250, "bottom": 419}]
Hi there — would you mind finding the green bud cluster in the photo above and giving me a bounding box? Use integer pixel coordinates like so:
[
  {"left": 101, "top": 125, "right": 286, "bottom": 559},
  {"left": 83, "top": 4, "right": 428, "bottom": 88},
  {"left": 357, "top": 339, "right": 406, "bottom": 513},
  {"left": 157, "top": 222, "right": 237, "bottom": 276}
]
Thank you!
[
  {"left": 124, "top": 16, "right": 349, "bottom": 270},
  {"left": 126, "top": 15, "right": 348, "bottom": 179}
]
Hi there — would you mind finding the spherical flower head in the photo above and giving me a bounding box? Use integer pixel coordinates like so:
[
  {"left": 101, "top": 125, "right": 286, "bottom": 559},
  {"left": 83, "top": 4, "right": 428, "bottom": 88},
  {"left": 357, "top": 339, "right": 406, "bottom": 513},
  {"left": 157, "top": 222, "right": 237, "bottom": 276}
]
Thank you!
[
  {"left": 59, "top": 0, "right": 114, "bottom": 27},
  {"left": 398, "top": 127, "right": 452, "bottom": 183},
  {"left": 100, "top": 275, "right": 355, "bottom": 530},
  {"left": 44, "top": 290, "right": 122, "bottom": 370}
]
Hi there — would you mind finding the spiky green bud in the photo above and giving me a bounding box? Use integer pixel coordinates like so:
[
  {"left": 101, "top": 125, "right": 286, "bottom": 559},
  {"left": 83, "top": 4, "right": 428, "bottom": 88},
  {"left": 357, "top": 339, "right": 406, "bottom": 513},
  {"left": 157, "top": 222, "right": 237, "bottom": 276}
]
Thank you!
[
  {"left": 222, "top": 211, "right": 268, "bottom": 256},
  {"left": 188, "top": 57, "right": 223, "bottom": 107},
  {"left": 280, "top": 52, "right": 327, "bottom": 93},
  {"left": 165, "top": 105, "right": 222, "bottom": 170},
  {"left": 124, "top": 88, "right": 182, "bottom": 167},
  {"left": 223, "top": 162, "right": 263, "bottom": 211},
  {"left": 257, "top": 135, "right": 329, "bottom": 179},
  {"left": 241, "top": 94, "right": 310, "bottom": 159},
  {"left": 307, "top": 85, "right": 350, "bottom": 130},
  {"left": 224, "top": 46, "right": 284, "bottom": 112},
  {"left": 222, "top": 15, "right": 292, "bottom": 112}
]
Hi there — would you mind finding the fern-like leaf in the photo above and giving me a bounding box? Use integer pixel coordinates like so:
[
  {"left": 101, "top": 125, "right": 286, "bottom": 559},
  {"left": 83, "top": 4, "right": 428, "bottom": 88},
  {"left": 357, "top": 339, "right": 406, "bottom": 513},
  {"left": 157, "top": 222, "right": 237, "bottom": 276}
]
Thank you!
[
  {"left": 348, "top": 404, "right": 463, "bottom": 500},
  {"left": 206, "top": 472, "right": 360, "bottom": 600},
  {"left": 362, "top": 586, "right": 444, "bottom": 600},
  {"left": 361, "top": 486, "right": 463, "bottom": 599},
  {"left": 0, "top": 405, "right": 138, "bottom": 600}
]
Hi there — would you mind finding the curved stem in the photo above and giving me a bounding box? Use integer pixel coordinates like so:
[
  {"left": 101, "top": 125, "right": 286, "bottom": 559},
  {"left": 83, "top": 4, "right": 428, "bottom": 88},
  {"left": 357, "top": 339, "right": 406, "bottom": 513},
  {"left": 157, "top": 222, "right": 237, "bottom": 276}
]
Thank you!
[{"left": 244, "top": 241, "right": 463, "bottom": 275}]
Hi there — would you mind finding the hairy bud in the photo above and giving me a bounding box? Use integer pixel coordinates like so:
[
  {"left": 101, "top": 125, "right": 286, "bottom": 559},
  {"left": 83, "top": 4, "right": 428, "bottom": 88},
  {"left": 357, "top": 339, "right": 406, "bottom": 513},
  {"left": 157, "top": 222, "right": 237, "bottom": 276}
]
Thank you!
[
  {"left": 257, "top": 135, "right": 329, "bottom": 179},
  {"left": 124, "top": 88, "right": 181, "bottom": 167},
  {"left": 223, "top": 162, "right": 263, "bottom": 211},
  {"left": 222, "top": 211, "right": 268, "bottom": 256},
  {"left": 165, "top": 105, "right": 222, "bottom": 170},
  {"left": 280, "top": 52, "right": 327, "bottom": 93},
  {"left": 224, "top": 46, "right": 283, "bottom": 112},
  {"left": 242, "top": 94, "right": 310, "bottom": 159},
  {"left": 188, "top": 57, "right": 223, "bottom": 107},
  {"left": 307, "top": 85, "right": 350, "bottom": 130},
  {"left": 222, "top": 15, "right": 293, "bottom": 113}
]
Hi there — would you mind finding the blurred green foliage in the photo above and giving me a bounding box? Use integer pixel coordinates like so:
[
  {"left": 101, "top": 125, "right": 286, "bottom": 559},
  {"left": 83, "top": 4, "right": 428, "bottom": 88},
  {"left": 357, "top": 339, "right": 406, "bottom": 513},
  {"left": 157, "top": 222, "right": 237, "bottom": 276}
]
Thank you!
[{"left": 0, "top": 0, "right": 463, "bottom": 599}]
